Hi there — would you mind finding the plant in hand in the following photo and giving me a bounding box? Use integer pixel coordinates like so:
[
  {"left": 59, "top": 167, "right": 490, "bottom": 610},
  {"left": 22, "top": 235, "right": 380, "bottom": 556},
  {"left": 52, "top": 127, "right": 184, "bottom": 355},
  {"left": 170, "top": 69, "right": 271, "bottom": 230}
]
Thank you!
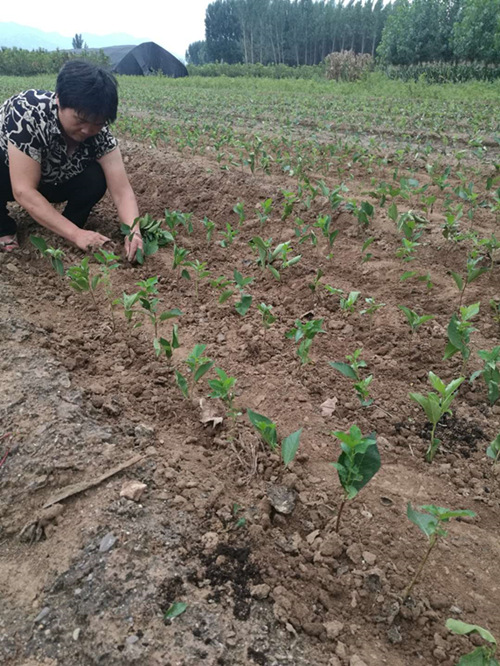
[
  {"left": 470, "top": 346, "right": 500, "bottom": 405},
  {"left": 286, "top": 318, "right": 325, "bottom": 365},
  {"left": 331, "top": 426, "right": 380, "bottom": 532},
  {"left": 404, "top": 504, "right": 475, "bottom": 599},
  {"left": 410, "top": 372, "right": 464, "bottom": 462},
  {"left": 247, "top": 409, "right": 302, "bottom": 467},
  {"left": 175, "top": 344, "right": 214, "bottom": 399},
  {"left": 30, "top": 235, "right": 65, "bottom": 275},
  {"left": 446, "top": 619, "right": 498, "bottom": 666}
]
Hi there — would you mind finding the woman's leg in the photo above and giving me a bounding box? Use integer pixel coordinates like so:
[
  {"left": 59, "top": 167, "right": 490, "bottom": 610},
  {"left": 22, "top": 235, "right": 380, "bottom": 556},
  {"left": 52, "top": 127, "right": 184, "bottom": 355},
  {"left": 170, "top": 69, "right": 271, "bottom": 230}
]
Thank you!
[
  {"left": 39, "top": 162, "right": 107, "bottom": 229},
  {"left": 0, "top": 160, "right": 19, "bottom": 247}
]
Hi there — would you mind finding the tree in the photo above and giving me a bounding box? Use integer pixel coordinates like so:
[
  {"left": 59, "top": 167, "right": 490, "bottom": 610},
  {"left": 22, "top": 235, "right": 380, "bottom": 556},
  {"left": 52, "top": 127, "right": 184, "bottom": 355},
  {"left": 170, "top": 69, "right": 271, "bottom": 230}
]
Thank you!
[
  {"left": 205, "top": 0, "right": 243, "bottom": 63},
  {"left": 186, "top": 40, "right": 209, "bottom": 65},
  {"left": 72, "top": 34, "right": 84, "bottom": 49},
  {"left": 453, "top": 0, "right": 500, "bottom": 63}
]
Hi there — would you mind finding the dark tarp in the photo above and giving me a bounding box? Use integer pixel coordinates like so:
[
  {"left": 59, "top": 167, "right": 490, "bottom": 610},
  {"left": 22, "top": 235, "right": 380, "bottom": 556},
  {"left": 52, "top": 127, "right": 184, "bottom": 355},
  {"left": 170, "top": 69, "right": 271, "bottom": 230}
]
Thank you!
[{"left": 76, "top": 42, "right": 188, "bottom": 77}]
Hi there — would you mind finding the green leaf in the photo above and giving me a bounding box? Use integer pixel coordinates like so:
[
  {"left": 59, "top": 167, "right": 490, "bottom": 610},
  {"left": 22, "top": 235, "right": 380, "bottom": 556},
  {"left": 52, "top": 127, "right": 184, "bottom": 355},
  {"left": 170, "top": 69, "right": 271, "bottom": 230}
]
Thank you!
[
  {"left": 407, "top": 503, "right": 437, "bottom": 538},
  {"left": 329, "top": 361, "right": 358, "bottom": 380},
  {"left": 159, "top": 308, "right": 183, "bottom": 321},
  {"left": 164, "top": 601, "right": 187, "bottom": 620},
  {"left": 135, "top": 248, "right": 144, "bottom": 265},
  {"left": 281, "top": 429, "right": 302, "bottom": 467},
  {"left": 219, "top": 289, "right": 234, "bottom": 304},
  {"left": 194, "top": 361, "right": 214, "bottom": 383},
  {"left": 181, "top": 269, "right": 191, "bottom": 280},
  {"left": 172, "top": 324, "right": 180, "bottom": 349},
  {"left": 235, "top": 294, "right": 252, "bottom": 316},
  {"left": 336, "top": 436, "right": 380, "bottom": 498},
  {"left": 428, "top": 372, "right": 446, "bottom": 395},
  {"left": 30, "top": 235, "right": 48, "bottom": 253},
  {"left": 446, "top": 619, "right": 496, "bottom": 646},
  {"left": 247, "top": 409, "right": 277, "bottom": 450},
  {"left": 268, "top": 266, "right": 281, "bottom": 281},
  {"left": 175, "top": 371, "right": 189, "bottom": 399},
  {"left": 451, "top": 271, "right": 464, "bottom": 291}
]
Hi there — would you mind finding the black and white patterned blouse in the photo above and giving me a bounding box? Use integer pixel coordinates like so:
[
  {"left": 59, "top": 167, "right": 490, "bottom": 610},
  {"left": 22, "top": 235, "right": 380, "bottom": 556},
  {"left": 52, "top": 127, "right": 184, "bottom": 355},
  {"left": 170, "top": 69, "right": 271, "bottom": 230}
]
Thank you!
[{"left": 0, "top": 89, "right": 118, "bottom": 185}]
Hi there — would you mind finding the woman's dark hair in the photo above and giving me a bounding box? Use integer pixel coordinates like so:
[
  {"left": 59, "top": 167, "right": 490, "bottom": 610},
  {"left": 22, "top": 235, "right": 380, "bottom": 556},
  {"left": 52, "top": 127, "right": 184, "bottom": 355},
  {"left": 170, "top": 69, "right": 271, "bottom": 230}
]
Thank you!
[{"left": 56, "top": 60, "right": 118, "bottom": 123}]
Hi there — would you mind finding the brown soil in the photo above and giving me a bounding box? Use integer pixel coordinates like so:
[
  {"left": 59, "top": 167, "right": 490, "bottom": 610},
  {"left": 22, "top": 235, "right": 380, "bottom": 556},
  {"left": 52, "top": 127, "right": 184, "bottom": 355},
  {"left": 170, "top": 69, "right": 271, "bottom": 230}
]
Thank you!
[{"left": 0, "top": 139, "right": 499, "bottom": 666}]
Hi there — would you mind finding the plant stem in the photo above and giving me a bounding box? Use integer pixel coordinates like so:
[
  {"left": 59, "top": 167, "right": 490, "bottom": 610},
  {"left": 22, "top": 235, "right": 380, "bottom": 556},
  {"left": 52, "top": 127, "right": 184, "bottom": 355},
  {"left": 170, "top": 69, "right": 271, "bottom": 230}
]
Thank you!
[
  {"left": 426, "top": 424, "right": 439, "bottom": 462},
  {"left": 403, "top": 535, "right": 437, "bottom": 599},
  {"left": 335, "top": 495, "right": 347, "bottom": 533}
]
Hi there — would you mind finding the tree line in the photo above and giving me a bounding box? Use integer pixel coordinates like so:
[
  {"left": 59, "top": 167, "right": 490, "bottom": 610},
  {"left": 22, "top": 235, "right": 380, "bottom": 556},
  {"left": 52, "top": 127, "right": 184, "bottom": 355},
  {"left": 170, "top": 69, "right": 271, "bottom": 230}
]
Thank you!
[{"left": 186, "top": 0, "right": 500, "bottom": 67}]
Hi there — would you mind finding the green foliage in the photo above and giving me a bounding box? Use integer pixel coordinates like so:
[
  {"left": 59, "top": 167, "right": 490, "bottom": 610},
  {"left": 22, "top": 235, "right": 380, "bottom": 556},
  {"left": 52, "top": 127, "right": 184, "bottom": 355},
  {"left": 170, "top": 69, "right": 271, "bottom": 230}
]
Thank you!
[
  {"left": 340, "top": 290, "right": 361, "bottom": 313},
  {"left": 257, "top": 303, "right": 277, "bottom": 330},
  {"left": 175, "top": 344, "right": 214, "bottom": 399},
  {"left": 398, "top": 305, "right": 435, "bottom": 333},
  {"left": 331, "top": 426, "right": 380, "bottom": 531},
  {"left": 0, "top": 46, "right": 109, "bottom": 76},
  {"left": 444, "top": 303, "right": 480, "bottom": 367},
  {"left": 487, "top": 433, "right": 500, "bottom": 463},
  {"left": 286, "top": 318, "right": 325, "bottom": 364},
  {"left": 208, "top": 368, "right": 239, "bottom": 422},
  {"left": 329, "top": 348, "right": 373, "bottom": 406},
  {"left": 163, "top": 601, "right": 187, "bottom": 620},
  {"left": 410, "top": 372, "right": 464, "bottom": 462},
  {"left": 470, "top": 347, "right": 500, "bottom": 405},
  {"left": 30, "top": 235, "right": 65, "bottom": 275},
  {"left": 446, "top": 619, "right": 498, "bottom": 666}
]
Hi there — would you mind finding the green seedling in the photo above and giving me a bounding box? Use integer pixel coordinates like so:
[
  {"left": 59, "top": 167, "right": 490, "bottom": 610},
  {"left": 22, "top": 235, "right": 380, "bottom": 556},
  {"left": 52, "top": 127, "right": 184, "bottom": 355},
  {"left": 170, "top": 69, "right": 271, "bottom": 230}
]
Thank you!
[
  {"left": 154, "top": 324, "right": 180, "bottom": 361},
  {"left": 404, "top": 504, "right": 476, "bottom": 599},
  {"left": 281, "top": 190, "right": 298, "bottom": 221},
  {"left": 470, "top": 347, "right": 500, "bottom": 405},
  {"left": 184, "top": 260, "right": 210, "bottom": 299},
  {"left": 442, "top": 203, "right": 463, "bottom": 240},
  {"left": 361, "top": 237, "right": 374, "bottom": 263},
  {"left": 340, "top": 291, "right": 361, "bottom": 313},
  {"left": 201, "top": 216, "right": 216, "bottom": 243},
  {"left": 331, "top": 426, "right": 380, "bottom": 532},
  {"left": 308, "top": 269, "right": 324, "bottom": 294},
  {"left": 247, "top": 409, "right": 302, "bottom": 467},
  {"left": 164, "top": 209, "right": 193, "bottom": 235},
  {"left": 487, "top": 433, "right": 500, "bottom": 464},
  {"left": 219, "top": 222, "right": 239, "bottom": 247},
  {"left": 324, "top": 285, "right": 344, "bottom": 300},
  {"left": 444, "top": 303, "right": 480, "bottom": 372},
  {"left": 398, "top": 306, "right": 435, "bottom": 333},
  {"left": 175, "top": 343, "right": 214, "bottom": 399},
  {"left": 354, "top": 375, "right": 374, "bottom": 407},
  {"left": 30, "top": 235, "right": 65, "bottom": 275},
  {"left": 256, "top": 198, "right": 273, "bottom": 227},
  {"left": 94, "top": 248, "right": 121, "bottom": 328},
  {"left": 396, "top": 237, "right": 420, "bottom": 262},
  {"left": 360, "top": 298, "right": 386, "bottom": 332},
  {"left": 232, "top": 503, "right": 247, "bottom": 529},
  {"left": 313, "top": 214, "right": 339, "bottom": 257},
  {"left": 400, "top": 271, "right": 434, "bottom": 291},
  {"left": 172, "top": 245, "right": 191, "bottom": 277},
  {"left": 329, "top": 348, "right": 366, "bottom": 381},
  {"left": 67, "top": 257, "right": 100, "bottom": 308},
  {"left": 136, "top": 276, "right": 182, "bottom": 339},
  {"left": 446, "top": 619, "right": 498, "bottom": 666},
  {"left": 122, "top": 213, "right": 174, "bottom": 264},
  {"left": 257, "top": 303, "right": 277, "bottom": 332},
  {"left": 410, "top": 371, "right": 464, "bottom": 462},
  {"left": 113, "top": 291, "right": 140, "bottom": 328},
  {"left": 249, "top": 236, "right": 301, "bottom": 280},
  {"left": 286, "top": 318, "right": 325, "bottom": 365},
  {"left": 397, "top": 210, "right": 427, "bottom": 241},
  {"left": 233, "top": 202, "right": 246, "bottom": 225},
  {"left": 451, "top": 254, "right": 489, "bottom": 308},
  {"left": 208, "top": 368, "right": 240, "bottom": 427},
  {"left": 233, "top": 270, "right": 254, "bottom": 316},
  {"left": 475, "top": 234, "right": 500, "bottom": 270},
  {"left": 164, "top": 602, "right": 187, "bottom": 621},
  {"left": 345, "top": 199, "right": 374, "bottom": 229}
]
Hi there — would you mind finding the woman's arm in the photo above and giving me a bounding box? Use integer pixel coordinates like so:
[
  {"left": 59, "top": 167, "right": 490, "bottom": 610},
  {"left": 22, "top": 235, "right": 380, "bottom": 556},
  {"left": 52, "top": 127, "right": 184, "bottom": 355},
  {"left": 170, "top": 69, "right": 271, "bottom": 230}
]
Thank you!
[{"left": 98, "top": 147, "right": 143, "bottom": 262}]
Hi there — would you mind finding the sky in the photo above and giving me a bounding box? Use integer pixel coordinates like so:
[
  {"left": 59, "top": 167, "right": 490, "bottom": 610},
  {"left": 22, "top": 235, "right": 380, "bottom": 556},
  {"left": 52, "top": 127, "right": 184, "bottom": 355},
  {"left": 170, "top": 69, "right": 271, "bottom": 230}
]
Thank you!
[{"left": 2, "top": 0, "right": 211, "bottom": 59}]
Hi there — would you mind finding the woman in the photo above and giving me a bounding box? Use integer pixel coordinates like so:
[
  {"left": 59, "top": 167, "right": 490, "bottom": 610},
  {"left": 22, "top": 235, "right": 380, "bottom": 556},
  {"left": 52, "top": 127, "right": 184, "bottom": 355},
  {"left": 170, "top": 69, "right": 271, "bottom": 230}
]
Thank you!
[{"left": 0, "top": 59, "right": 142, "bottom": 261}]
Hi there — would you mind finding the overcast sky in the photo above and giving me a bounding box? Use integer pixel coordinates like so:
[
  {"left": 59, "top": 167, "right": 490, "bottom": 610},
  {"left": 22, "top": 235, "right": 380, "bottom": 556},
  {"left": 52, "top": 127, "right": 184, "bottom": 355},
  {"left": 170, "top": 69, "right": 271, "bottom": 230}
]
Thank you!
[{"left": 2, "top": 1, "right": 211, "bottom": 59}]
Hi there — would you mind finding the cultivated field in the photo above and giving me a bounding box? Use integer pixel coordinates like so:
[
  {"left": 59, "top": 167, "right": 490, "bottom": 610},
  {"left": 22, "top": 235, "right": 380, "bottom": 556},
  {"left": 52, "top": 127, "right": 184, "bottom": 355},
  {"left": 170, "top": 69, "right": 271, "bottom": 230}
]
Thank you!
[{"left": 1, "top": 74, "right": 499, "bottom": 666}]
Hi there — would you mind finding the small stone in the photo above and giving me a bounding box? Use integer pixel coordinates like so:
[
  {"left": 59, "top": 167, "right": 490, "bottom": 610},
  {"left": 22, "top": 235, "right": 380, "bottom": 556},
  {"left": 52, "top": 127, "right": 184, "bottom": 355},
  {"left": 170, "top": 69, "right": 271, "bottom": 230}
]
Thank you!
[
  {"left": 324, "top": 620, "right": 344, "bottom": 640},
  {"left": 387, "top": 625, "right": 402, "bottom": 644},
  {"left": 306, "top": 529, "right": 320, "bottom": 545},
  {"left": 120, "top": 481, "right": 147, "bottom": 502},
  {"left": 335, "top": 641, "right": 348, "bottom": 659},
  {"left": 362, "top": 551, "right": 377, "bottom": 566},
  {"left": 126, "top": 635, "right": 139, "bottom": 645},
  {"left": 346, "top": 542, "right": 363, "bottom": 564},
  {"left": 99, "top": 532, "right": 117, "bottom": 553},
  {"left": 89, "top": 382, "right": 105, "bottom": 395},
  {"left": 5, "top": 262, "right": 19, "bottom": 273},
  {"left": 320, "top": 534, "right": 345, "bottom": 558},
  {"left": 34, "top": 607, "right": 50, "bottom": 623},
  {"left": 433, "top": 648, "right": 447, "bottom": 662},
  {"left": 200, "top": 531, "right": 219, "bottom": 550},
  {"left": 216, "top": 333, "right": 226, "bottom": 343},
  {"left": 72, "top": 628, "right": 81, "bottom": 641},
  {"left": 250, "top": 584, "right": 271, "bottom": 600},
  {"left": 134, "top": 424, "right": 155, "bottom": 440},
  {"left": 350, "top": 656, "right": 369, "bottom": 666},
  {"left": 328, "top": 658, "right": 342, "bottom": 666},
  {"left": 266, "top": 484, "right": 297, "bottom": 515}
]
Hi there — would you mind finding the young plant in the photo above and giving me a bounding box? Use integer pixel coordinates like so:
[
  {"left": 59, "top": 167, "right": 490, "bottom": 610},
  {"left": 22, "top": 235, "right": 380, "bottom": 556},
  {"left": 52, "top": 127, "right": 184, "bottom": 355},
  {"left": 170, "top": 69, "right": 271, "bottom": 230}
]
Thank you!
[
  {"left": 255, "top": 198, "right": 273, "bottom": 227},
  {"left": 487, "top": 433, "right": 500, "bottom": 464},
  {"left": 281, "top": 190, "right": 298, "bottom": 221},
  {"left": 232, "top": 270, "right": 254, "bottom": 316},
  {"left": 470, "top": 347, "right": 500, "bottom": 405},
  {"left": 444, "top": 303, "right": 480, "bottom": 372},
  {"left": 208, "top": 368, "right": 240, "bottom": 427},
  {"left": 404, "top": 504, "right": 476, "bottom": 599},
  {"left": 184, "top": 260, "right": 210, "bottom": 299},
  {"left": 247, "top": 409, "right": 302, "bottom": 467},
  {"left": 331, "top": 426, "right": 380, "bottom": 532},
  {"left": 329, "top": 349, "right": 373, "bottom": 406},
  {"left": 410, "top": 372, "right": 464, "bottom": 462},
  {"left": 233, "top": 201, "right": 246, "bottom": 226},
  {"left": 172, "top": 245, "right": 191, "bottom": 277},
  {"left": 345, "top": 199, "right": 374, "bottom": 229},
  {"left": 313, "top": 214, "right": 339, "bottom": 257},
  {"left": 340, "top": 290, "right": 361, "bottom": 314},
  {"left": 446, "top": 619, "right": 498, "bottom": 666},
  {"left": 122, "top": 213, "right": 174, "bottom": 263},
  {"left": 257, "top": 303, "right": 277, "bottom": 332},
  {"left": 308, "top": 268, "right": 324, "bottom": 295},
  {"left": 136, "top": 276, "right": 182, "bottom": 339},
  {"left": 451, "top": 254, "right": 489, "bottom": 308},
  {"left": 30, "top": 235, "right": 65, "bottom": 275},
  {"left": 361, "top": 237, "right": 374, "bottom": 263},
  {"left": 400, "top": 270, "right": 434, "bottom": 292},
  {"left": 395, "top": 237, "right": 420, "bottom": 262},
  {"left": 154, "top": 324, "right": 180, "bottom": 362},
  {"left": 219, "top": 222, "right": 239, "bottom": 247},
  {"left": 398, "top": 305, "right": 435, "bottom": 333},
  {"left": 286, "top": 318, "right": 325, "bottom": 365},
  {"left": 360, "top": 297, "right": 386, "bottom": 332},
  {"left": 175, "top": 344, "right": 214, "bottom": 399},
  {"left": 94, "top": 248, "right": 121, "bottom": 328},
  {"left": 201, "top": 216, "right": 216, "bottom": 243},
  {"left": 67, "top": 257, "right": 99, "bottom": 308}
]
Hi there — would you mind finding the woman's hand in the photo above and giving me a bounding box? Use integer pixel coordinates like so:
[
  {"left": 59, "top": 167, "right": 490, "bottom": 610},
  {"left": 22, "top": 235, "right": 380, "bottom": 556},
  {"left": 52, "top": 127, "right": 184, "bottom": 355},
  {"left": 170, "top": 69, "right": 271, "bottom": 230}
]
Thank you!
[
  {"left": 124, "top": 230, "right": 143, "bottom": 262},
  {"left": 75, "top": 229, "right": 110, "bottom": 251}
]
